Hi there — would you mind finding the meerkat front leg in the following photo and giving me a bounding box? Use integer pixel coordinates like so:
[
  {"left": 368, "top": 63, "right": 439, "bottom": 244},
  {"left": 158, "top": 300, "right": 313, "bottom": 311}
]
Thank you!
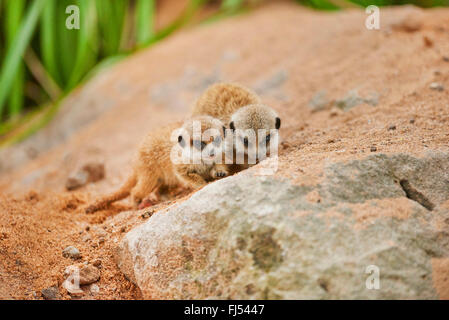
[
  {"left": 184, "top": 171, "right": 208, "bottom": 188},
  {"left": 131, "top": 173, "right": 160, "bottom": 208},
  {"left": 176, "top": 165, "right": 208, "bottom": 189}
]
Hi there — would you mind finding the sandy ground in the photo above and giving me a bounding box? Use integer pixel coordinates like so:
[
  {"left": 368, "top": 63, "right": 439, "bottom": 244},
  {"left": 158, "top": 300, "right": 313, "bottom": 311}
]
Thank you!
[{"left": 0, "top": 2, "right": 448, "bottom": 299}]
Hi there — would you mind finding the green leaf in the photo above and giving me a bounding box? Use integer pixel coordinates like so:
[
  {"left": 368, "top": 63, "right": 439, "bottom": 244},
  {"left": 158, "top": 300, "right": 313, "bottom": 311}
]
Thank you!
[
  {"left": 4, "top": 0, "right": 26, "bottom": 118},
  {"left": 136, "top": 0, "right": 155, "bottom": 46},
  {"left": 66, "top": 0, "right": 98, "bottom": 90},
  {"left": 0, "top": 0, "right": 46, "bottom": 119},
  {"left": 40, "top": 0, "right": 61, "bottom": 85}
]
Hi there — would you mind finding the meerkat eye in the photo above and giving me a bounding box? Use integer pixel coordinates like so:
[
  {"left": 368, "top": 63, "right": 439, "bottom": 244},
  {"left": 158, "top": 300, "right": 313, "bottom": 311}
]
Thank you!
[
  {"left": 265, "top": 134, "right": 271, "bottom": 143},
  {"left": 213, "top": 136, "right": 221, "bottom": 146},
  {"left": 275, "top": 117, "right": 281, "bottom": 130},
  {"left": 193, "top": 140, "right": 203, "bottom": 150},
  {"left": 178, "top": 135, "right": 185, "bottom": 147}
]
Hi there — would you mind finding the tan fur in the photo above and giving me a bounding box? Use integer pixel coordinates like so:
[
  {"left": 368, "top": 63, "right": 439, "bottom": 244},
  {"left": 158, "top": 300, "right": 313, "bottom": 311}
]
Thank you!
[
  {"left": 192, "top": 82, "right": 261, "bottom": 123},
  {"left": 85, "top": 116, "right": 228, "bottom": 213}
]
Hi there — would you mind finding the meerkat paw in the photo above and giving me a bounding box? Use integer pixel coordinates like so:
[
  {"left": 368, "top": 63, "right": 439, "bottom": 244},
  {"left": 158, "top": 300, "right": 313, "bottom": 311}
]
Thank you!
[
  {"left": 137, "top": 193, "right": 159, "bottom": 210},
  {"left": 211, "top": 167, "right": 229, "bottom": 179}
]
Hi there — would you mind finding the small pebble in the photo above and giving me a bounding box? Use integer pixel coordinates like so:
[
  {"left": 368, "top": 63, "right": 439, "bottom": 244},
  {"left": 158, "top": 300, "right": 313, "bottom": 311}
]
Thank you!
[
  {"left": 79, "top": 265, "right": 100, "bottom": 285},
  {"left": 388, "top": 125, "right": 396, "bottom": 131},
  {"left": 141, "top": 210, "right": 154, "bottom": 219},
  {"left": 423, "top": 35, "right": 433, "bottom": 47},
  {"left": 65, "top": 162, "right": 105, "bottom": 191},
  {"left": 82, "top": 163, "right": 105, "bottom": 183},
  {"left": 370, "top": 146, "right": 377, "bottom": 152},
  {"left": 409, "top": 119, "right": 415, "bottom": 124},
  {"left": 92, "top": 259, "right": 102, "bottom": 268},
  {"left": 443, "top": 56, "right": 449, "bottom": 62},
  {"left": 90, "top": 284, "right": 100, "bottom": 294},
  {"left": 64, "top": 264, "right": 100, "bottom": 286},
  {"left": 62, "top": 246, "right": 81, "bottom": 260},
  {"left": 41, "top": 286, "right": 61, "bottom": 300},
  {"left": 429, "top": 82, "right": 444, "bottom": 91},
  {"left": 65, "top": 171, "right": 88, "bottom": 191}
]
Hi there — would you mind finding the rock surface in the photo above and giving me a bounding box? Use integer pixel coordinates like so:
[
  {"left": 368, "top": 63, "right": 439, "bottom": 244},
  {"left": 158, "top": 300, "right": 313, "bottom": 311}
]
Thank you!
[
  {"left": 41, "top": 286, "right": 61, "bottom": 300},
  {"left": 117, "top": 152, "right": 449, "bottom": 299}
]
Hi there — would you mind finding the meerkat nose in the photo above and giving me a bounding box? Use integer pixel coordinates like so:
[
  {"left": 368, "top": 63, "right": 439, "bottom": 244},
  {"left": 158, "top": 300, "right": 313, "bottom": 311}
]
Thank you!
[{"left": 209, "top": 150, "right": 215, "bottom": 157}]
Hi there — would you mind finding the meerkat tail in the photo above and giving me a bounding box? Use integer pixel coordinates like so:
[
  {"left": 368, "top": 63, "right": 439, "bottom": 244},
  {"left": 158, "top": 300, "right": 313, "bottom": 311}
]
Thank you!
[{"left": 85, "top": 173, "right": 137, "bottom": 213}]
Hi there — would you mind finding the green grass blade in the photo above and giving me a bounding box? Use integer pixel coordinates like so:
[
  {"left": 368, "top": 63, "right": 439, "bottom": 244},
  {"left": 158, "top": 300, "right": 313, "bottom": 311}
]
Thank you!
[
  {"left": 96, "top": 0, "right": 127, "bottom": 56},
  {"left": 136, "top": 0, "right": 155, "bottom": 46},
  {"left": 40, "top": 0, "right": 61, "bottom": 86},
  {"left": 0, "top": 0, "right": 46, "bottom": 118},
  {"left": 4, "top": 0, "right": 26, "bottom": 118},
  {"left": 296, "top": 0, "right": 340, "bottom": 10},
  {"left": 55, "top": 0, "right": 78, "bottom": 87},
  {"left": 67, "top": 0, "right": 98, "bottom": 90},
  {"left": 221, "top": 0, "right": 244, "bottom": 12}
]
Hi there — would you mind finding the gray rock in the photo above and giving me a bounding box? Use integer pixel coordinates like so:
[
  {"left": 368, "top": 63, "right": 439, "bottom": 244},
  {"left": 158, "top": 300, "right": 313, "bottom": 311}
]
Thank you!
[
  {"left": 116, "top": 152, "right": 449, "bottom": 299},
  {"left": 253, "top": 70, "right": 288, "bottom": 95},
  {"left": 65, "top": 162, "right": 105, "bottom": 191},
  {"left": 308, "top": 91, "right": 329, "bottom": 112},
  {"left": 41, "top": 286, "right": 61, "bottom": 300},
  {"left": 335, "top": 90, "right": 378, "bottom": 111},
  {"left": 65, "top": 171, "right": 89, "bottom": 191},
  {"left": 62, "top": 246, "right": 81, "bottom": 260}
]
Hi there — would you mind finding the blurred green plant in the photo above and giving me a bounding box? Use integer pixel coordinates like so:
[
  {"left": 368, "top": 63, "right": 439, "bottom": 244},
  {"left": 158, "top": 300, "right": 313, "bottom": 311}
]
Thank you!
[
  {"left": 0, "top": 0, "right": 209, "bottom": 144},
  {"left": 0, "top": 0, "right": 448, "bottom": 145}
]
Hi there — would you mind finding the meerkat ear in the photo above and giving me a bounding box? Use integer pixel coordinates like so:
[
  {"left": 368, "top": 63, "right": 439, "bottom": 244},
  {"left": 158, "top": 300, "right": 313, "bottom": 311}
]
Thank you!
[
  {"left": 229, "top": 121, "right": 235, "bottom": 131},
  {"left": 178, "top": 135, "right": 185, "bottom": 147},
  {"left": 275, "top": 117, "right": 281, "bottom": 130},
  {"left": 222, "top": 126, "right": 226, "bottom": 137}
]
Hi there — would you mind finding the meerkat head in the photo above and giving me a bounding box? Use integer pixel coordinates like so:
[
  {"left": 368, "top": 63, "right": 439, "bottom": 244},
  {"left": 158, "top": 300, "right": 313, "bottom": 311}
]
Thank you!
[
  {"left": 177, "top": 116, "right": 226, "bottom": 164},
  {"left": 229, "top": 104, "right": 281, "bottom": 161}
]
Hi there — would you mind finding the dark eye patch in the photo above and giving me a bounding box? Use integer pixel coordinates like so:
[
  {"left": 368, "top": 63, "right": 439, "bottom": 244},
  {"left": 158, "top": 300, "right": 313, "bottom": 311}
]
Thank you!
[
  {"left": 178, "top": 135, "right": 185, "bottom": 147},
  {"left": 275, "top": 117, "right": 281, "bottom": 130},
  {"left": 241, "top": 137, "right": 249, "bottom": 147},
  {"left": 265, "top": 134, "right": 271, "bottom": 143},
  {"left": 213, "top": 136, "right": 221, "bottom": 146},
  {"left": 193, "top": 140, "right": 206, "bottom": 150}
]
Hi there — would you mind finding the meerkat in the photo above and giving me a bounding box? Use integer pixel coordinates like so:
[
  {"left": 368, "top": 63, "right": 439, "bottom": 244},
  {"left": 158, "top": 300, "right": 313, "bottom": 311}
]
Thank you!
[
  {"left": 192, "top": 83, "right": 281, "bottom": 171},
  {"left": 85, "top": 116, "right": 228, "bottom": 213}
]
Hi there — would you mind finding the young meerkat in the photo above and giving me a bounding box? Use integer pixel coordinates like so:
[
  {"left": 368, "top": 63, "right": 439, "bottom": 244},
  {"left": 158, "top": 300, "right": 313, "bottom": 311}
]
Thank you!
[
  {"left": 85, "top": 116, "right": 228, "bottom": 213},
  {"left": 192, "top": 82, "right": 281, "bottom": 171}
]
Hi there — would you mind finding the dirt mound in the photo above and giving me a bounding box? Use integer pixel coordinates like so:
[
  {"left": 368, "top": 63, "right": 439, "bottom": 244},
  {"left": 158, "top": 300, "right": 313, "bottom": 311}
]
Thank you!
[{"left": 1, "top": 2, "right": 449, "bottom": 299}]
